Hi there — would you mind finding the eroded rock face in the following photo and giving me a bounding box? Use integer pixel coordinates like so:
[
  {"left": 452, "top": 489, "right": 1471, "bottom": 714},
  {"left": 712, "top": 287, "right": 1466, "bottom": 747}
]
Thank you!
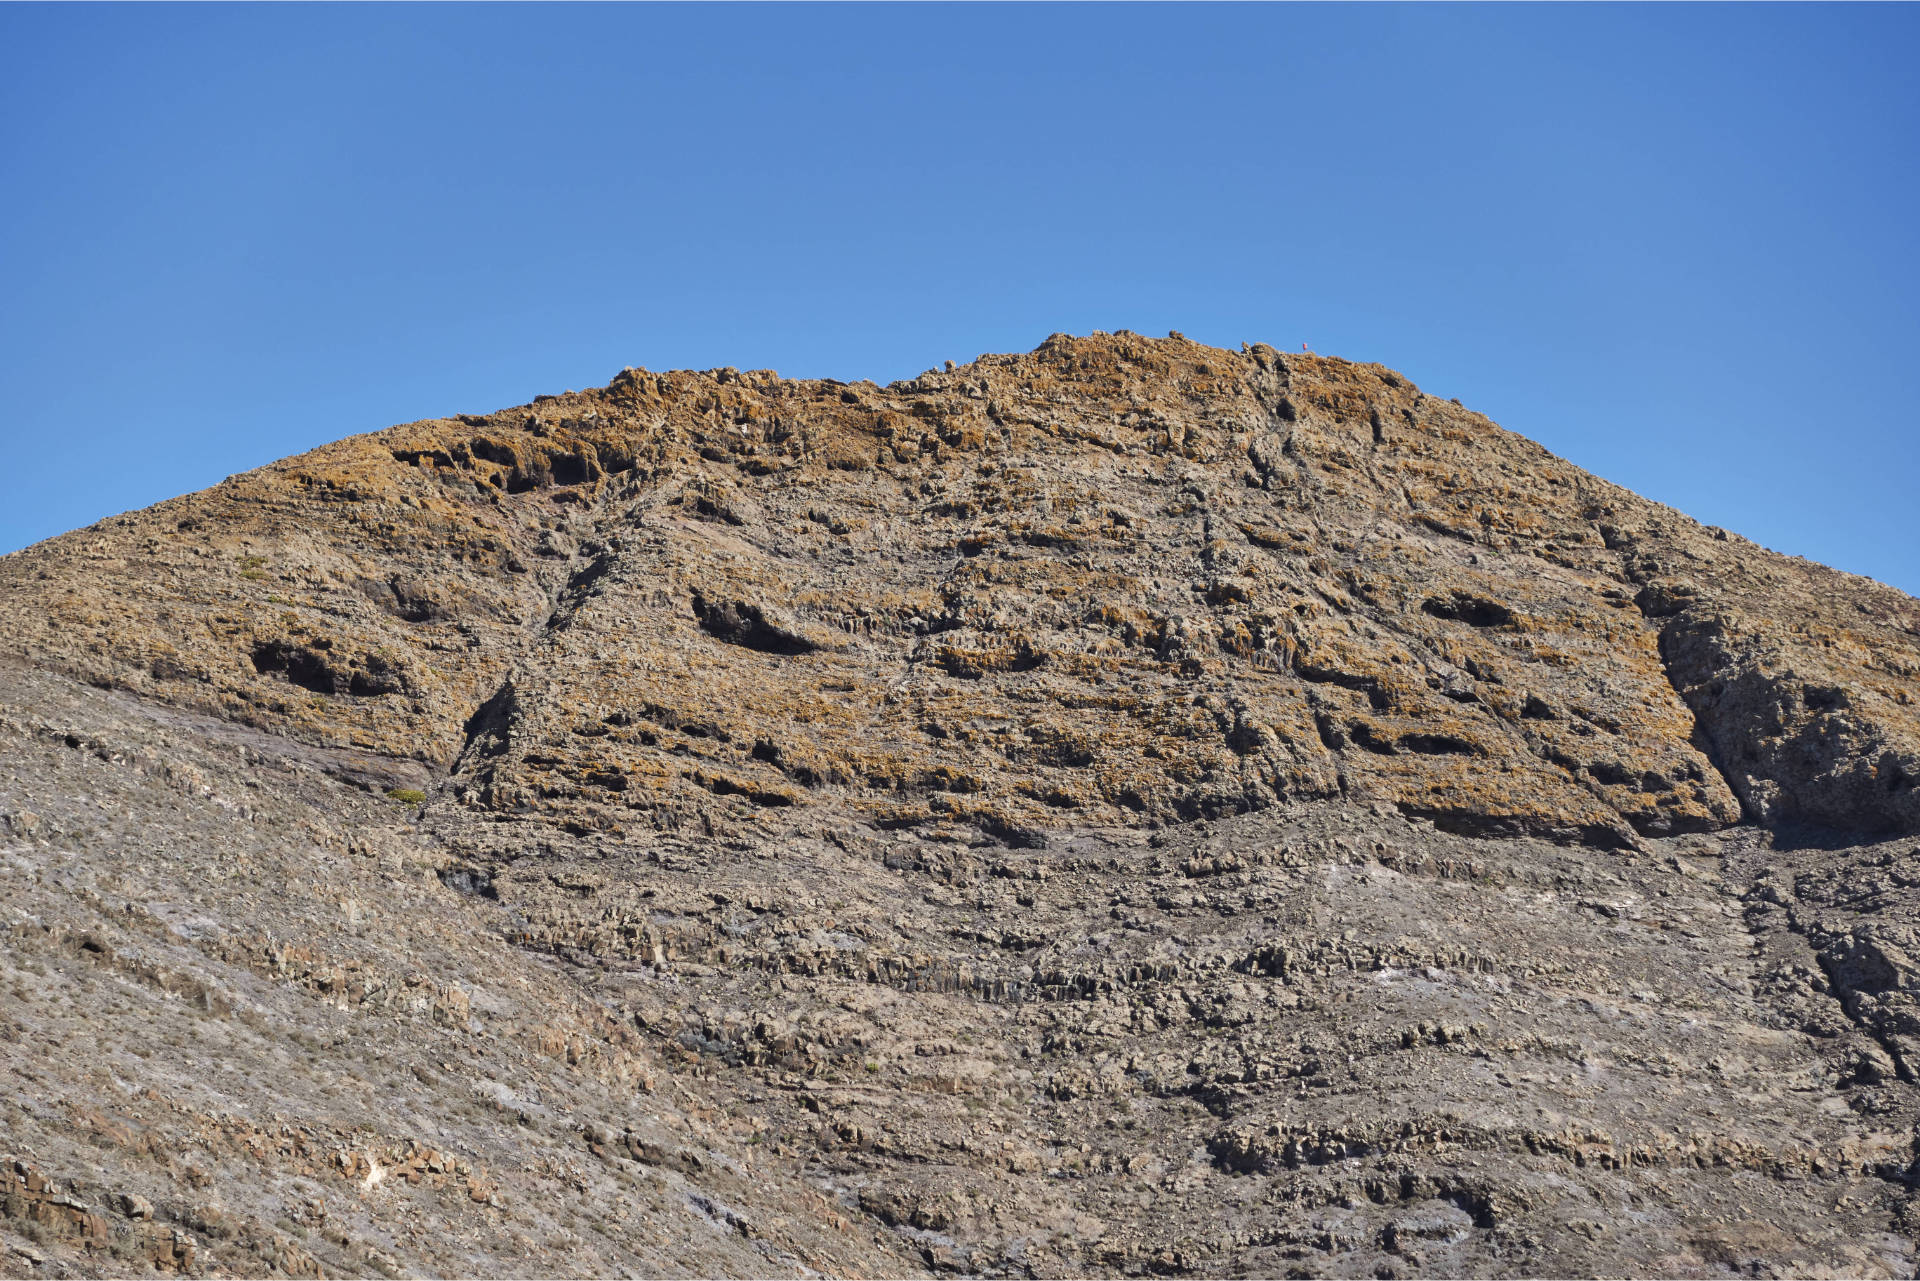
[
  {"left": 3, "top": 333, "right": 1919, "bottom": 1277},
  {"left": 5, "top": 332, "right": 1915, "bottom": 850}
]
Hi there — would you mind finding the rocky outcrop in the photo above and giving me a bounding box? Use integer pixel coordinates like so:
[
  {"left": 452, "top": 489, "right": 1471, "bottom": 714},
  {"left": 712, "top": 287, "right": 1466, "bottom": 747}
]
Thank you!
[
  {"left": 4, "top": 333, "right": 1914, "bottom": 853},
  {"left": 2, "top": 333, "right": 1918, "bottom": 1277}
]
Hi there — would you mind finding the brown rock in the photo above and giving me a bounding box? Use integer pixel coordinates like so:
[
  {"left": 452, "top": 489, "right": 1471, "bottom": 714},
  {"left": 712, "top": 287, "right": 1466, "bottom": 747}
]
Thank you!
[
  {"left": 3, "top": 334, "right": 1918, "bottom": 1279},
  {"left": 4, "top": 334, "right": 1910, "bottom": 849}
]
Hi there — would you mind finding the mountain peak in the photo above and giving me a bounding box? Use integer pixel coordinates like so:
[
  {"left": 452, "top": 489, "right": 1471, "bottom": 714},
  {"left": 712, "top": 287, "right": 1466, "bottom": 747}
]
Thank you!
[
  {"left": 5, "top": 338, "right": 1920, "bottom": 1276},
  {"left": 6, "top": 333, "right": 1914, "bottom": 845}
]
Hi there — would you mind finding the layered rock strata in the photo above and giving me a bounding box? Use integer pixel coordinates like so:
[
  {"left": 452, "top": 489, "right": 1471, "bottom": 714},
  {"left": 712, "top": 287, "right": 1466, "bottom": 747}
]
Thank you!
[{"left": 3, "top": 333, "right": 1918, "bottom": 1277}]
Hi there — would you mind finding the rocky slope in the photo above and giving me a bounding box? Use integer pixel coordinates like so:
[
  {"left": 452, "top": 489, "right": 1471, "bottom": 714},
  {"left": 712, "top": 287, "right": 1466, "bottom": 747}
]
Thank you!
[{"left": 3, "top": 331, "right": 1918, "bottom": 1278}]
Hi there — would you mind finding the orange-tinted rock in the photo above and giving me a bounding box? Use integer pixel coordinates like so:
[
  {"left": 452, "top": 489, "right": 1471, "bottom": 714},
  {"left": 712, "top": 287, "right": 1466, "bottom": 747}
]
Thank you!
[{"left": 3, "top": 333, "right": 1911, "bottom": 845}]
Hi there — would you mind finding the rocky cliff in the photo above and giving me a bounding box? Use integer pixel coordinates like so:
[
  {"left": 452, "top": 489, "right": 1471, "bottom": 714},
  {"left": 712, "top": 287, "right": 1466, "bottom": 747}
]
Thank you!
[{"left": 3, "top": 332, "right": 1918, "bottom": 1277}]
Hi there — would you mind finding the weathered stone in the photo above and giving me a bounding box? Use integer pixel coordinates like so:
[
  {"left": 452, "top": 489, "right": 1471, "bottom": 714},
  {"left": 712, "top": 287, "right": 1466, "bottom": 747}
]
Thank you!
[{"left": 1, "top": 334, "right": 1917, "bottom": 1278}]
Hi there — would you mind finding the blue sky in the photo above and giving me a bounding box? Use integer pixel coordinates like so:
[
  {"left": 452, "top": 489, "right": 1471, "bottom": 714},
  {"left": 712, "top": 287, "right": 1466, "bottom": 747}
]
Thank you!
[{"left": 3, "top": 4, "right": 1916, "bottom": 593}]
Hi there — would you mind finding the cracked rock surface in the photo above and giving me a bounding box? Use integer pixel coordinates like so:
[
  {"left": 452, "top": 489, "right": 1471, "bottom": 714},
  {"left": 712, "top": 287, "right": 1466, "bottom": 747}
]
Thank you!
[{"left": 2, "top": 331, "right": 1919, "bottom": 1277}]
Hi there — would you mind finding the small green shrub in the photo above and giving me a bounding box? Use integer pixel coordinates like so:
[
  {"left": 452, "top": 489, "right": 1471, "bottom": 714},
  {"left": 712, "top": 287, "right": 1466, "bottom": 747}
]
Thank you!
[{"left": 385, "top": 788, "right": 427, "bottom": 805}]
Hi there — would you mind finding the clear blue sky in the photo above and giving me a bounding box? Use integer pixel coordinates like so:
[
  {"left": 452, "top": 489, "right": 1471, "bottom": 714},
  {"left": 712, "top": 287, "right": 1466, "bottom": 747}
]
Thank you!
[{"left": 3, "top": 4, "right": 1916, "bottom": 593}]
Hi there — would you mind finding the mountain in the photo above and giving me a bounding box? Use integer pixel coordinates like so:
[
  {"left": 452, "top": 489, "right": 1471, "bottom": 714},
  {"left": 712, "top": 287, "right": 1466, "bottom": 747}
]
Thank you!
[{"left": 3, "top": 331, "right": 1918, "bottom": 1278}]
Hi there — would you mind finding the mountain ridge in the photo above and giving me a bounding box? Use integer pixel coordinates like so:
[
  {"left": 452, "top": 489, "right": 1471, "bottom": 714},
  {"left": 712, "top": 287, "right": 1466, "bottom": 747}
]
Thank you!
[
  {"left": 4, "top": 330, "right": 1915, "bottom": 845},
  {"left": 4, "top": 331, "right": 1920, "bottom": 1278}
]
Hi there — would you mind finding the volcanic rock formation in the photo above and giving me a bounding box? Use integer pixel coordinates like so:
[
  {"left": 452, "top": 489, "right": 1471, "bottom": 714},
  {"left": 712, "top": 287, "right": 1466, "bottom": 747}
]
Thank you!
[{"left": 3, "top": 332, "right": 1919, "bottom": 1277}]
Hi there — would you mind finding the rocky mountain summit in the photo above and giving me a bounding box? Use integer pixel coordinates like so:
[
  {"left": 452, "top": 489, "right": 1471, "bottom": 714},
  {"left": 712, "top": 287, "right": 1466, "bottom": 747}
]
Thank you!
[{"left": 3, "top": 331, "right": 1919, "bottom": 1278}]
